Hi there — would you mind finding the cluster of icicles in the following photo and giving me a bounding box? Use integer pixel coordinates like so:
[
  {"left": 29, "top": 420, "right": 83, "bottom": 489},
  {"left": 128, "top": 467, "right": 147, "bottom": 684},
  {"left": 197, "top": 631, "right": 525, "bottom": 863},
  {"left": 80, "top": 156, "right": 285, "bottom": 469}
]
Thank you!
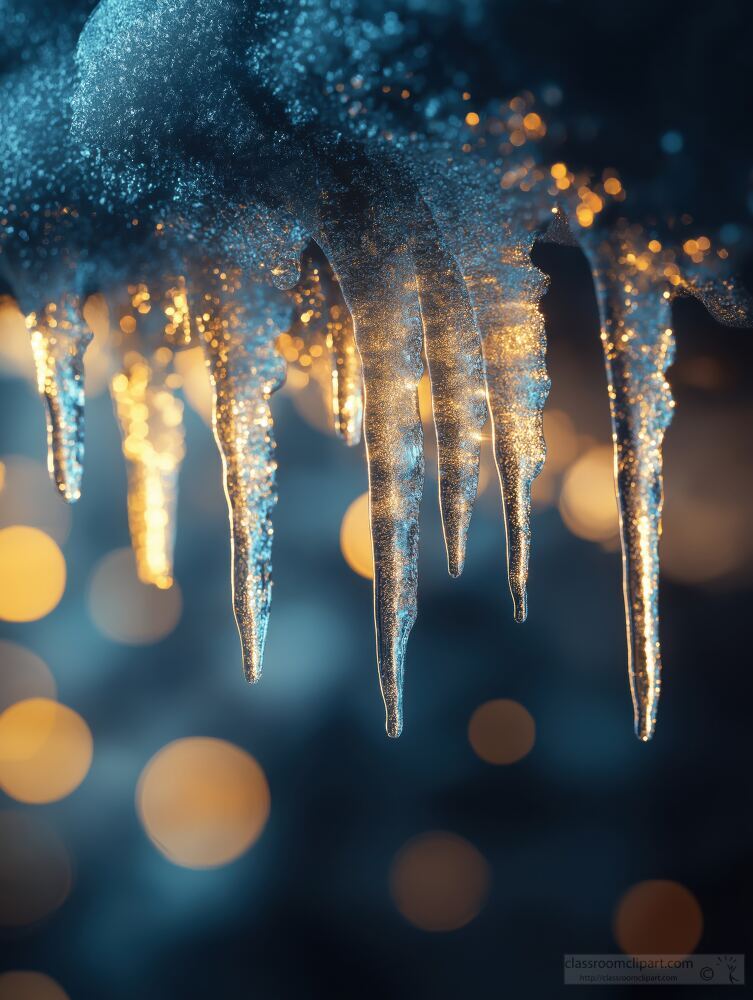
[
  {"left": 15, "top": 222, "right": 751, "bottom": 743},
  {"left": 2, "top": 2, "right": 751, "bottom": 744}
]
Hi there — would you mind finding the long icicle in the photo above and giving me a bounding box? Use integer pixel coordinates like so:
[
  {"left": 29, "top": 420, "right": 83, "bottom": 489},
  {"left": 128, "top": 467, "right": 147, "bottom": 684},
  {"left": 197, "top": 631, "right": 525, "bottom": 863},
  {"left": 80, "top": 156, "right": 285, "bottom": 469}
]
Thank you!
[
  {"left": 27, "top": 295, "right": 92, "bottom": 502},
  {"left": 110, "top": 348, "right": 185, "bottom": 589},
  {"left": 467, "top": 234, "right": 550, "bottom": 621},
  {"left": 191, "top": 267, "right": 286, "bottom": 682},
  {"left": 413, "top": 222, "right": 488, "bottom": 578},
  {"left": 161, "top": 275, "right": 193, "bottom": 348},
  {"left": 586, "top": 230, "right": 674, "bottom": 741},
  {"left": 324, "top": 272, "right": 363, "bottom": 447},
  {"left": 420, "top": 154, "right": 550, "bottom": 617},
  {"left": 289, "top": 247, "right": 363, "bottom": 446},
  {"left": 330, "top": 242, "right": 424, "bottom": 738}
]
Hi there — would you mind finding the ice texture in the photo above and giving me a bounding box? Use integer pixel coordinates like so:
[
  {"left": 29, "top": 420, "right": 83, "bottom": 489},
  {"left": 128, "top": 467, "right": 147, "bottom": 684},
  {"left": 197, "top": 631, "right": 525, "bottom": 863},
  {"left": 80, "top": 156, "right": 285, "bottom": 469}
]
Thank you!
[
  {"left": 288, "top": 246, "right": 363, "bottom": 446},
  {"left": 189, "top": 267, "right": 288, "bottom": 682},
  {"left": 111, "top": 348, "right": 185, "bottom": 590},
  {"left": 584, "top": 229, "right": 675, "bottom": 741},
  {"left": 106, "top": 278, "right": 189, "bottom": 589},
  {"left": 420, "top": 149, "right": 552, "bottom": 619},
  {"left": 584, "top": 224, "right": 753, "bottom": 739},
  {"left": 0, "top": 46, "right": 100, "bottom": 499},
  {"left": 0, "top": 0, "right": 747, "bottom": 738},
  {"left": 27, "top": 296, "right": 92, "bottom": 501}
]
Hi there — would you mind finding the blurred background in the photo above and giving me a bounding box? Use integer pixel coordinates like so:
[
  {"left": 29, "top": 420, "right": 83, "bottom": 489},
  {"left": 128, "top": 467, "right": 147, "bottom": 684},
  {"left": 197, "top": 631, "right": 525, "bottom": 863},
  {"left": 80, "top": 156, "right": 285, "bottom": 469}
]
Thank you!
[
  {"left": 1, "top": 1, "right": 753, "bottom": 998},
  {"left": 0, "top": 247, "right": 751, "bottom": 998}
]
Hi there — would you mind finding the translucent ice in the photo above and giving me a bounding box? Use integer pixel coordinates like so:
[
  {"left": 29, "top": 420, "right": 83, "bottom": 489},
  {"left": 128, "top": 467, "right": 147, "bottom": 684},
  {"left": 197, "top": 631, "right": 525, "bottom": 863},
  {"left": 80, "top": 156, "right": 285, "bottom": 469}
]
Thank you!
[
  {"left": 110, "top": 348, "right": 185, "bottom": 590},
  {"left": 584, "top": 228, "right": 675, "bottom": 741},
  {"left": 189, "top": 267, "right": 288, "bottom": 681},
  {"left": 0, "top": 50, "right": 97, "bottom": 500},
  {"left": 27, "top": 296, "right": 92, "bottom": 502},
  {"left": 584, "top": 224, "right": 753, "bottom": 739},
  {"left": 288, "top": 247, "right": 363, "bottom": 446},
  {"left": 0, "top": 0, "right": 739, "bottom": 741}
]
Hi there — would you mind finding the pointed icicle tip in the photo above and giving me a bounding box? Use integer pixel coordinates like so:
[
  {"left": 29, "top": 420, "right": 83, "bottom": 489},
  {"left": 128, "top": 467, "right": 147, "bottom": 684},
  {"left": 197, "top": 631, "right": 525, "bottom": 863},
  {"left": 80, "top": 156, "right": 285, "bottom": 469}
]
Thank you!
[
  {"left": 446, "top": 531, "right": 465, "bottom": 579},
  {"left": 635, "top": 710, "right": 656, "bottom": 743},
  {"left": 55, "top": 474, "right": 81, "bottom": 504},
  {"left": 239, "top": 625, "right": 265, "bottom": 684},
  {"left": 190, "top": 267, "right": 286, "bottom": 691},
  {"left": 28, "top": 298, "right": 92, "bottom": 506},
  {"left": 385, "top": 694, "right": 404, "bottom": 739},
  {"left": 327, "top": 231, "right": 423, "bottom": 741},
  {"left": 414, "top": 229, "right": 487, "bottom": 585},
  {"left": 474, "top": 240, "right": 549, "bottom": 627},
  {"left": 511, "top": 585, "right": 528, "bottom": 624},
  {"left": 583, "top": 226, "right": 674, "bottom": 742}
]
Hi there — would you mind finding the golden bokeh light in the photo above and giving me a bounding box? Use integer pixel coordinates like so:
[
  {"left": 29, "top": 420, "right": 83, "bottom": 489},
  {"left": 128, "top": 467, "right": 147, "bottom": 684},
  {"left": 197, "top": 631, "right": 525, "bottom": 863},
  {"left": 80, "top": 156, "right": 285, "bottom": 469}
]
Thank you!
[
  {"left": 88, "top": 547, "right": 182, "bottom": 644},
  {"left": 531, "top": 469, "right": 557, "bottom": 508},
  {"left": 0, "top": 455, "right": 72, "bottom": 544},
  {"left": 0, "top": 526, "right": 66, "bottom": 622},
  {"left": 559, "top": 445, "right": 619, "bottom": 543},
  {"left": 340, "top": 492, "right": 373, "bottom": 579},
  {"left": 477, "top": 438, "right": 494, "bottom": 494},
  {"left": 661, "top": 497, "right": 746, "bottom": 585},
  {"left": 0, "top": 640, "right": 56, "bottom": 713},
  {"left": 674, "top": 355, "right": 726, "bottom": 391},
  {"left": 417, "top": 372, "right": 433, "bottom": 426},
  {"left": 390, "top": 832, "right": 490, "bottom": 932},
  {"left": 173, "top": 346, "right": 213, "bottom": 425},
  {"left": 110, "top": 352, "right": 185, "bottom": 590},
  {"left": 290, "top": 369, "right": 335, "bottom": 436},
  {"left": 282, "top": 366, "right": 309, "bottom": 392},
  {"left": 0, "top": 810, "right": 71, "bottom": 927},
  {"left": 0, "top": 296, "right": 35, "bottom": 381},
  {"left": 81, "top": 292, "right": 113, "bottom": 397},
  {"left": 614, "top": 880, "right": 703, "bottom": 958},
  {"left": 0, "top": 972, "right": 70, "bottom": 1000},
  {"left": 136, "top": 737, "right": 271, "bottom": 868},
  {"left": 468, "top": 699, "right": 536, "bottom": 764},
  {"left": 530, "top": 408, "right": 581, "bottom": 509},
  {"left": 0, "top": 698, "right": 93, "bottom": 804},
  {"left": 542, "top": 408, "right": 579, "bottom": 473}
]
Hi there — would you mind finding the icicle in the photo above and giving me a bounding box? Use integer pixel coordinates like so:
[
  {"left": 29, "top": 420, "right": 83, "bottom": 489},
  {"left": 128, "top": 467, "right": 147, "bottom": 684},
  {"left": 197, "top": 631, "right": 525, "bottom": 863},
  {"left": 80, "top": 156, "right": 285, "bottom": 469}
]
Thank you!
[
  {"left": 160, "top": 276, "right": 192, "bottom": 347},
  {"left": 413, "top": 223, "right": 488, "bottom": 577},
  {"left": 26, "top": 295, "right": 92, "bottom": 502},
  {"left": 586, "top": 230, "right": 674, "bottom": 742},
  {"left": 110, "top": 348, "right": 185, "bottom": 589},
  {"left": 326, "top": 302, "right": 362, "bottom": 446},
  {"left": 324, "top": 279, "right": 363, "bottom": 447},
  {"left": 328, "top": 240, "right": 425, "bottom": 738},
  {"left": 288, "top": 247, "right": 363, "bottom": 445},
  {"left": 190, "top": 268, "right": 286, "bottom": 682},
  {"left": 319, "top": 162, "right": 486, "bottom": 734},
  {"left": 418, "top": 148, "right": 549, "bottom": 615},
  {"left": 469, "top": 236, "right": 550, "bottom": 621},
  {"left": 107, "top": 280, "right": 186, "bottom": 589}
]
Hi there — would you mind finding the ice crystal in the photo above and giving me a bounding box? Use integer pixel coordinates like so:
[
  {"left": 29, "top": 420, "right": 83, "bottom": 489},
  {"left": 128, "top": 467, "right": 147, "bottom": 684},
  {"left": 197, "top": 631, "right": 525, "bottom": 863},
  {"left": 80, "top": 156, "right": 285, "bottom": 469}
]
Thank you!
[{"left": 0, "top": 0, "right": 749, "bottom": 739}]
